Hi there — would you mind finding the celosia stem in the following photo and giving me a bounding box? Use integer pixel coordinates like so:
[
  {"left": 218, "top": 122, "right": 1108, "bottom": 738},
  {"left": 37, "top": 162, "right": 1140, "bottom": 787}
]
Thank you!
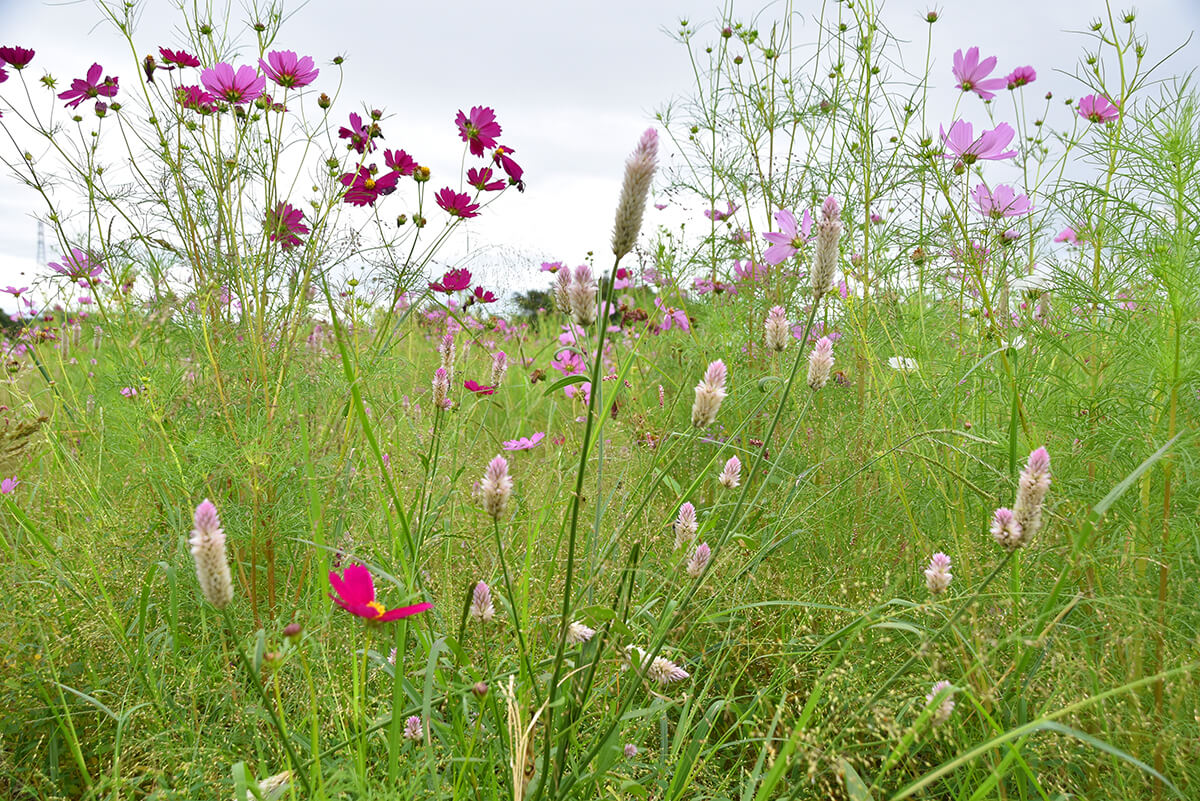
[
  {"left": 491, "top": 519, "right": 540, "bottom": 705},
  {"left": 387, "top": 618, "right": 408, "bottom": 786}
]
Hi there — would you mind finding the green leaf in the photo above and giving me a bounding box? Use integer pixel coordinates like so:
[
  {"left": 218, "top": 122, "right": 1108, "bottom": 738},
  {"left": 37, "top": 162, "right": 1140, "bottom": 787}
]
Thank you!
[
  {"left": 543, "top": 374, "right": 590, "bottom": 395},
  {"left": 840, "top": 758, "right": 875, "bottom": 801}
]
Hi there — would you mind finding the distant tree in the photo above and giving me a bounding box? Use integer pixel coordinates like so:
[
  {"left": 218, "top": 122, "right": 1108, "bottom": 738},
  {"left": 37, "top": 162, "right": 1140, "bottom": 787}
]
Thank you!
[{"left": 512, "top": 289, "right": 552, "bottom": 321}]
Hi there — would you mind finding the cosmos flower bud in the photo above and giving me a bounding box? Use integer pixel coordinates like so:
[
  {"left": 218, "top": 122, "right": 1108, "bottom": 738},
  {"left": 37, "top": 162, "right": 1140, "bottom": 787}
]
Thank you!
[
  {"left": 924, "top": 552, "right": 952, "bottom": 595},
  {"left": 718, "top": 456, "right": 741, "bottom": 488},
  {"left": 990, "top": 507, "right": 1023, "bottom": 550},
  {"left": 189, "top": 499, "right": 233, "bottom": 609},
  {"left": 432, "top": 367, "right": 451, "bottom": 409},
  {"left": 1013, "top": 447, "right": 1051, "bottom": 545},
  {"left": 686, "top": 542, "right": 711, "bottom": 577},
  {"left": 568, "top": 263, "right": 598, "bottom": 326},
  {"left": 491, "top": 351, "right": 508, "bottom": 387},
  {"left": 673, "top": 502, "right": 698, "bottom": 549},
  {"left": 554, "top": 267, "right": 573, "bottom": 315},
  {"left": 764, "top": 305, "right": 790, "bottom": 352},
  {"left": 811, "top": 195, "right": 842, "bottom": 301},
  {"left": 470, "top": 580, "right": 495, "bottom": 622},
  {"left": 691, "top": 359, "right": 728, "bottom": 428},
  {"left": 806, "top": 336, "right": 835, "bottom": 390},
  {"left": 925, "top": 680, "right": 955, "bottom": 726},
  {"left": 565, "top": 620, "right": 596, "bottom": 645},
  {"left": 479, "top": 455, "right": 513, "bottom": 519},
  {"left": 612, "top": 128, "right": 659, "bottom": 261}
]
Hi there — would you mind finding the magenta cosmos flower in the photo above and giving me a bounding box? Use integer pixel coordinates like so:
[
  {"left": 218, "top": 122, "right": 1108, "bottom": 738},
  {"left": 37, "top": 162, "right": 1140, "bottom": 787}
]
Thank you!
[
  {"left": 456, "top": 106, "right": 502, "bottom": 157},
  {"left": 971, "top": 184, "right": 1032, "bottom": 218},
  {"left": 259, "top": 50, "right": 318, "bottom": 89},
  {"left": 1079, "top": 94, "right": 1120, "bottom": 124},
  {"left": 48, "top": 248, "right": 102, "bottom": 281},
  {"left": 58, "top": 63, "right": 120, "bottom": 109},
  {"left": 472, "top": 286, "right": 497, "bottom": 303},
  {"left": 265, "top": 201, "right": 309, "bottom": 248},
  {"left": 338, "top": 112, "right": 378, "bottom": 154},
  {"left": 468, "top": 166, "right": 505, "bottom": 192},
  {"left": 464, "top": 380, "right": 496, "bottom": 395},
  {"left": 0, "top": 46, "right": 35, "bottom": 69},
  {"left": 491, "top": 145, "right": 523, "bottom": 186},
  {"left": 503, "top": 432, "right": 546, "bottom": 451},
  {"left": 762, "top": 208, "right": 814, "bottom": 266},
  {"left": 159, "top": 47, "right": 200, "bottom": 68},
  {"left": 429, "top": 268, "right": 472, "bottom": 294},
  {"left": 940, "top": 120, "right": 1017, "bottom": 164},
  {"left": 175, "top": 85, "right": 217, "bottom": 114},
  {"left": 1005, "top": 66, "right": 1036, "bottom": 89},
  {"left": 0, "top": 476, "right": 18, "bottom": 494},
  {"left": 385, "top": 148, "right": 417, "bottom": 176},
  {"left": 436, "top": 188, "right": 480, "bottom": 219},
  {"left": 329, "top": 564, "right": 432, "bottom": 622},
  {"left": 655, "top": 297, "right": 690, "bottom": 331},
  {"left": 200, "top": 63, "right": 265, "bottom": 106},
  {"left": 339, "top": 166, "right": 398, "bottom": 206},
  {"left": 1054, "top": 227, "right": 1081, "bottom": 245},
  {"left": 952, "top": 47, "right": 1006, "bottom": 101}
]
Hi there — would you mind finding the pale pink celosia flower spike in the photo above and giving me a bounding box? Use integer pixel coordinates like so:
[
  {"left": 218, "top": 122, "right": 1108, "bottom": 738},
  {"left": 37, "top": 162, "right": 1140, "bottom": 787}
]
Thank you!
[
  {"left": 691, "top": 359, "right": 728, "bottom": 428},
  {"left": 719, "top": 455, "right": 741, "bottom": 489},
  {"left": 1013, "top": 447, "right": 1051, "bottom": 545},
  {"left": 764, "top": 305, "right": 790, "bottom": 352},
  {"left": 438, "top": 333, "right": 455, "bottom": 372},
  {"left": 568, "top": 263, "right": 598, "bottom": 326},
  {"left": 626, "top": 645, "right": 690, "bottom": 685},
  {"left": 491, "top": 351, "right": 508, "bottom": 387},
  {"left": 565, "top": 620, "right": 596, "bottom": 645},
  {"left": 811, "top": 195, "right": 842, "bottom": 301},
  {"left": 990, "top": 507, "right": 1022, "bottom": 550},
  {"left": 925, "top": 680, "right": 956, "bottom": 726},
  {"left": 924, "top": 552, "right": 952, "bottom": 595},
  {"left": 673, "top": 501, "right": 698, "bottom": 548},
  {"left": 189, "top": 498, "right": 233, "bottom": 609},
  {"left": 432, "top": 367, "right": 451, "bottom": 409},
  {"left": 470, "top": 580, "right": 495, "bottom": 622},
  {"left": 403, "top": 715, "right": 424, "bottom": 741},
  {"left": 807, "top": 336, "right": 835, "bottom": 390},
  {"left": 686, "top": 542, "right": 711, "bottom": 578},
  {"left": 612, "top": 128, "right": 659, "bottom": 260},
  {"left": 554, "top": 267, "right": 573, "bottom": 314},
  {"left": 479, "top": 455, "right": 513, "bottom": 519}
]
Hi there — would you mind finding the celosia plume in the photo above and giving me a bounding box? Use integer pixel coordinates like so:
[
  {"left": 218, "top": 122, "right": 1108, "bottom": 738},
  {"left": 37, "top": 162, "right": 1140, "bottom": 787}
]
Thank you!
[
  {"left": 491, "top": 351, "right": 509, "bottom": 387},
  {"left": 565, "top": 620, "right": 596, "bottom": 645},
  {"left": 470, "top": 580, "right": 495, "bottom": 622},
  {"left": 479, "top": 455, "right": 513, "bottom": 519},
  {"left": 691, "top": 360, "right": 728, "bottom": 428},
  {"left": 432, "top": 367, "right": 451, "bottom": 409},
  {"left": 811, "top": 196, "right": 842, "bottom": 301},
  {"left": 568, "top": 263, "right": 598, "bottom": 326},
  {"left": 925, "top": 680, "right": 956, "bottom": 726},
  {"left": 611, "top": 128, "right": 659, "bottom": 260},
  {"left": 718, "top": 456, "right": 741, "bottom": 488},
  {"left": 1012, "top": 446, "right": 1051, "bottom": 545},
  {"left": 764, "top": 306, "right": 790, "bottom": 352},
  {"left": 189, "top": 499, "right": 233, "bottom": 609},
  {"left": 807, "top": 336, "right": 835, "bottom": 390},
  {"left": 673, "top": 501, "right": 698, "bottom": 549},
  {"left": 554, "top": 268, "right": 573, "bottom": 314},
  {"left": 924, "top": 552, "right": 952, "bottom": 595},
  {"left": 686, "top": 542, "right": 711, "bottom": 578}
]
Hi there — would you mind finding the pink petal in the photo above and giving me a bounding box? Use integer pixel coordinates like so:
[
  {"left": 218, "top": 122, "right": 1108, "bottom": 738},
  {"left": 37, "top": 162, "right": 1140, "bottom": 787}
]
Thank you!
[{"left": 378, "top": 602, "right": 434, "bottom": 622}]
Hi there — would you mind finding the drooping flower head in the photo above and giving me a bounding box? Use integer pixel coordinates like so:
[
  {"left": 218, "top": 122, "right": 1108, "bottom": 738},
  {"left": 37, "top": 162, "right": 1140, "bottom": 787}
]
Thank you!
[
  {"left": 385, "top": 148, "right": 417, "bottom": 176},
  {"left": 807, "top": 336, "right": 835, "bottom": 390},
  {"left": 199, "top": 63, "right": 265, "bottom": 106},
  {"left": 691, "top": 360, "right": 728, "bottom": 428},
  {"left": 329, "top": 564, "right": 432, "bottom": 621},
  {"left": 464, "top": 380, "right": 495, "bottom": 395},
  {"left": 456, "top": 106, "right": 502, "bottom": 156},
  {"left": 764, "top": 305, "right": 790, "bottom": 352},
  {"left": 189, "top": 499, "right": 233, "bottom": 609},
  {"left": 611, "top": 128, "right": 659, "bottom": 260},
  {"left": 1078, "top": 94, "right": 1120, "bottom": 124},
  {"left": 58, "top": 63, "right": 120, "bottom": 109},
  {"left": 686, "top": 542, "right": 711, "bottom": 578},
  {"left": 762, "top": 209, "right": 814, "bottom": 266},
  {"left": 924, "top": 552, "right": 953, "bottom": 595},
  {"left": 264, "top": 201, "right": 309, "bottom": 248},
  {"left": 940, "top": 120, "right": 1017, "bottom": 165},
  {"left": 159, "top": 47, "right": 200, "bottom": 68},
  {"left": 952, "top": 47, "right": 1006, "bottom": 100},
  {"left": 467, "top": 166, "right": 506, "bottom": 192},
  {"left": 436, "top": 187, "right": 481, "bottom": 219},
  {"left": 479, "top": 455, "right": 513, "bottom": 519},
  {"left": 470, "top": 580, "right": 495, "bottom": 622},
  {"left": 971, "top": 184, "right": 1033, "bottom": 219},
  {"left": 175, "top": 84, "right": 217, "bottom": 114},
  {"left": 718, "top": 456, "right": 741, "bottom": 489},
  {"left": 1005, "top": 66, "right": 1036, "bottom": 90},
  {"left": 259, "top": 50, "right": 319, "bottom": 88}
]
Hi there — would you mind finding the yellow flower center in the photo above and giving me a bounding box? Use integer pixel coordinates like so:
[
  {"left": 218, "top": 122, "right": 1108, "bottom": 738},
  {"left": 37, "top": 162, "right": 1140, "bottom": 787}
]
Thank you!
[{"left": 365, "top": 601, "right": 386, "bottom": 619}]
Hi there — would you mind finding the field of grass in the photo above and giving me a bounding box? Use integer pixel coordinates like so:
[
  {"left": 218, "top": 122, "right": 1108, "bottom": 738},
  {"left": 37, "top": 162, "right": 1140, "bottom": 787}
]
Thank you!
[{"left": 1, "top": 1, "right": 1198, "bottom": 799}]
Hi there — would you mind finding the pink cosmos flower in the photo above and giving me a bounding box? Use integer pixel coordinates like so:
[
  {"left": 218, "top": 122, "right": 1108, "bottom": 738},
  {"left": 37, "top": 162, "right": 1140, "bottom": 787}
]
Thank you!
[
  {"left": 429, "top": 268, "right": 472, "bottom": 294},
  {"left": 613, "top": 267, "right": 632, "bottom": 290},
  {"left": 503, "top": 432, "right": 546, "bottom": 451},
  {"left": 1079, "top": 94, "right": 1120, "bottom": 123},
  {"left": 733, "top": 259, "right": 769, "bottom": 282},
  {"left": 338, "top": 112, "right": 377, "bottom": 154},
  {"left": 0, "top": 64, "right": 7, "bottom": 85},
  {"left": 339, "top": 166, "right": 397, "bottom": 206},
  {"left": 259, "top": 50, "right": 318, "bottom": 88},
  {"left": 58, "top": 63, "right": 120, "bottom": 109},
  {"left": 265, "top": 202, "right": 309, "bottom": 248},
  {"left": 456, "top": 106, "right": 502, "bottom": 156},
  {"left": 1054, "top": 227, "right": 1081, "bottom": 245},
  {"left": 540, "top": 261, "right": 563, "bottom": 273},
  {"left": 0, "top": 46, "right": 35, "bottom": 69},
  {"left": 385, "top": 148, "right": 417, "bottom": 176},
  {"left": 436, "top": 188, "right": 480, "bottom": 219},
  {"left": 491, "top": 145, "right": 523, "bottom": 187},
  {"left": 200, "top": 63, "right": 265, "bottom": 106},
  {"left": 159, "top": 47, "right": 200, "bottom": 68},
  {"left": 0, "top": 476, "right": 18, "bottom": 494},
  {"left": 472, "top": 286, "right": 498, "bottom": 304},
  {"left": 704, "top": 201, "right": 738, "bottom": 221},
  {"left": 655, "top": 298, "right": 690, "bottom": 332},
  {"left": 1005, "top": 66, "right": 1036, "bottom": 89},
  {"left": 467, "top": 166, "right": 505, "bottom": 192},
  {"left": 654, "top": 203, "right": 668, "bottom": 210},
  {"left": 49, "top": 248, "right": 102, "bottom": 281},
  {"left": 762, "top": 209, "right": 814, "bottom": 265},
  {"left": 952, "top": 47, "right": 1006, "bottom": 100},
  {"left": 3, "top": 286, "right": 28, "bottom": 297},
  {"left": 971, "top": 184, "right": 1032, "bottom": 218},
  {"left": 175, "top": 85, "right": 217, "bottom": 114},
  {"left": 940, "top": 120, "right": 1017, "bottom": 164},
  {"left": 464, "top": 380, "right": 496, "bottom": 395},
  {"left": 329, "top": 564, "right": 432, "bottom": 622},
  {"left": 120, "top": 386, "right": 138, "bottom": 398}
]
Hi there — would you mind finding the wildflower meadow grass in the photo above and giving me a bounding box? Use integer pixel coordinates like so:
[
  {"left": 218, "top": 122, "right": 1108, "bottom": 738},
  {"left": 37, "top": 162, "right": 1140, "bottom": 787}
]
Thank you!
[{"left": 0, "top": 1, "right": 1198, "bottom": 799}]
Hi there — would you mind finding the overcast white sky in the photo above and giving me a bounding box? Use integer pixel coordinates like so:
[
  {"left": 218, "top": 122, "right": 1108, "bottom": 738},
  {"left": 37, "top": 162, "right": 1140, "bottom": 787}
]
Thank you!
[{"left": 0, "top": 0, "right": 1196, "bottom": 310}]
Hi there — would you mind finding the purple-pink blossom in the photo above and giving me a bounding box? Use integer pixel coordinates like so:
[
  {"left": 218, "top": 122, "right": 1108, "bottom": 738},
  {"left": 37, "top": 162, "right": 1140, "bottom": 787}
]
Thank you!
[
  {"left": 456, "top": 106, "right": 502, "bottom": 157},
  {"left": 952, "top": 47, "right": 1007, "bottom": 100},
  {"left": 200, "top": 63, "right": 265, "bottom": 106},
  {"left": 762, "top": 209, "right": 814, "bottom": 265},
  {"left": 1079, "top": 94, "right": 1120, "bottom": 124},
  {"left": 259, "top": 50, "right": 318, "bottom": 89},
  {"left": 58, "top": 63, "right": 119, "bottom": 109},
  {"left": 971, "top": 184, "right": 1032, "bottom": 218},
  {"left": 502, "top": 432, "right": 546, "bottom": 451},
  {"left": 1005, "top": 66, "right": 1036, "bottom": 89},
  {"left": 940, "top": 120, "right": 1017, "bottom": 164}
]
